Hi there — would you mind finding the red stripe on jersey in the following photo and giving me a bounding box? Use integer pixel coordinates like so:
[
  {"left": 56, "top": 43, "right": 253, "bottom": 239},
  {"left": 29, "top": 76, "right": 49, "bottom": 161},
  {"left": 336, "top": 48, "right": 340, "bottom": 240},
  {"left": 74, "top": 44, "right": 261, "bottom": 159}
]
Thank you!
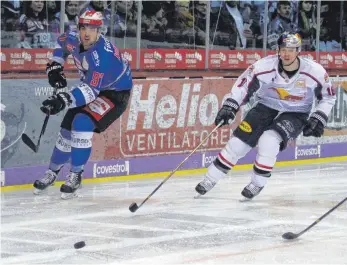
[
  {"left": 218, "top": 153, "right": 234, "bottom": 168},
  {"left": 255, "top": 160, "right": 273, "bottom": 170},
  {"left": 300, "top": 72, "right": 322, "bottom": 87},
  {"left": 254, "top": 69, "right": 276, "bottom": 77}
]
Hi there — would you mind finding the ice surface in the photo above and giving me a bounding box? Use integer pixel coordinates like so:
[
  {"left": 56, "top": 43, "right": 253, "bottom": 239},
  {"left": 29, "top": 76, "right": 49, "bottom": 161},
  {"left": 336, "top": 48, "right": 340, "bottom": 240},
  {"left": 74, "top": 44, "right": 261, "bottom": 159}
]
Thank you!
[{"left": 1, "top": 161, "right": 347, "bottom": 264}]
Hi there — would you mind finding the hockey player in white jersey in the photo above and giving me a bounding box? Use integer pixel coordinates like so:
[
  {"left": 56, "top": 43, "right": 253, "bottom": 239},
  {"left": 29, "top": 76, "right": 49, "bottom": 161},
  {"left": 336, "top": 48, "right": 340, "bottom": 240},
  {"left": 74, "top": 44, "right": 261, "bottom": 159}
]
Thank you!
[{"left": 195, "top": 32, "right": 336, "bottom": 200}]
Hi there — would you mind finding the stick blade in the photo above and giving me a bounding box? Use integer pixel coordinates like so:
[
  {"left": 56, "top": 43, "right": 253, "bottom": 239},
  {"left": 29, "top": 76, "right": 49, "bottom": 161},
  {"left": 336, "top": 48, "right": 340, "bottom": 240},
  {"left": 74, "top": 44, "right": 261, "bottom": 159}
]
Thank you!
[
  {"left": 129, "top": 202, "right": 139, "bottom": 213},
  {"left": 282, "top": 232, "right": 298, "bottom": 240},
  {"left": 21, "top": 134, "right": 38, "bottom": 152}
]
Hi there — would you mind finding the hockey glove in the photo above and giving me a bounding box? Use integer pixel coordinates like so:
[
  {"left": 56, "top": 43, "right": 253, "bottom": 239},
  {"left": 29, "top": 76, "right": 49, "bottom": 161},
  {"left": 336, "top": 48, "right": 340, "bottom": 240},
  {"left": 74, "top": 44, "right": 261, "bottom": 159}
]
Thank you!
[
  {"left": 215, "top": 98, "right": 239, "bottom": 126},
  {"left": 40, "top": 92, "right": 72, "bottom": 115},
  {"left": 46, "top": 61, "right": 67, "bottom": 89},
  {"left": 303, "top": 111, "right": 328, "bottom": 137}
]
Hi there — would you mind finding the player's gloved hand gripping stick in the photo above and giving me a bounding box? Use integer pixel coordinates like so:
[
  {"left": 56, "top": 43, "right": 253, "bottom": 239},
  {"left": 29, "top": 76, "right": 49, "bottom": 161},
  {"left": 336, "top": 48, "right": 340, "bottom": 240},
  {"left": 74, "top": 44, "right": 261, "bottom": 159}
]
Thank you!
[{"left": 22, "top": 62, "right": 67, "bottom": 153}]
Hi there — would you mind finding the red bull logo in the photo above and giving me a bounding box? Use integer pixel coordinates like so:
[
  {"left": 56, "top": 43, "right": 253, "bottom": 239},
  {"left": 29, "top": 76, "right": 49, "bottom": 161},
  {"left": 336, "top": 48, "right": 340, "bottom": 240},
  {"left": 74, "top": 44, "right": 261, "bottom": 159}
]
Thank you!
[{"left": 270, "top": 87, "right": 305, "bottom": 101}]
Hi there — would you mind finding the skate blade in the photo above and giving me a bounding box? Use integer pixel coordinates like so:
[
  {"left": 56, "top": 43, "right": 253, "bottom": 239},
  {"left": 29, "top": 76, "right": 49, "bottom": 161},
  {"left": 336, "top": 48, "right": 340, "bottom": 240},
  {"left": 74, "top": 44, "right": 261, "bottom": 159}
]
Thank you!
[
  {"left": 194, "top": 193, "right": 203, "bottom": 199},
  {"left": 239, "top": 196, "right": 253, "bottom": 202},
  {"left": 61, "top": 192, "right": 78, "bottom": 200},
  {"left": 33, "top": 188, "right": 47, "bottom": 195}
]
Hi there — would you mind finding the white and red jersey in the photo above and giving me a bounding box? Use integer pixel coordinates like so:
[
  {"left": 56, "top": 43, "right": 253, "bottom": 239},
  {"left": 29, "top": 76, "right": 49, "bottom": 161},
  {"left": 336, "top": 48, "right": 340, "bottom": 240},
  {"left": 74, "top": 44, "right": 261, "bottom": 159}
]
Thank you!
[{"left": 230, "top": 55, "right": 336, "bottom": 117}]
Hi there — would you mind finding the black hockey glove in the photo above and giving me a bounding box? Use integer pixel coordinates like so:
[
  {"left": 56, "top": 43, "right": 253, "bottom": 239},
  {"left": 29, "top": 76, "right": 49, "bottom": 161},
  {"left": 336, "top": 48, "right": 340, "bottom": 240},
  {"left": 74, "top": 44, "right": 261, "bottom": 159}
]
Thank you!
[
  {"left": 46, "top": 61, "right": 67, "bottom": 89},
  {"left": 303, "top": 111, "right": 328, "bottom": 137},
  {"left": 40, "top": 92, "right": 72, "bottom": 115},
  {"left": 215, "top": 98, "right": 239, "bottom": 126}
]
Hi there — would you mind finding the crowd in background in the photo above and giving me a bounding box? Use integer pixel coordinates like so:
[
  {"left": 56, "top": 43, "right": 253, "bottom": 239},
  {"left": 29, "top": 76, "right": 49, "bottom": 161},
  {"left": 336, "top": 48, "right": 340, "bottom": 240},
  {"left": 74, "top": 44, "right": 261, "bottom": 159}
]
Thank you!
[{"left": 1, "top": 0, "right": 346, "bottom": 51}]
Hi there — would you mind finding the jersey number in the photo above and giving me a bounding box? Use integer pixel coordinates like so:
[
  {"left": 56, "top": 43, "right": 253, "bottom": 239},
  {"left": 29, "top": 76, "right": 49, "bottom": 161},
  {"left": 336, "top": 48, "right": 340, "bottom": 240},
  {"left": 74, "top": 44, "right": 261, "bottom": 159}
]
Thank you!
[{"left": 90, "top": 71, "right": 104, "bottom": 87}]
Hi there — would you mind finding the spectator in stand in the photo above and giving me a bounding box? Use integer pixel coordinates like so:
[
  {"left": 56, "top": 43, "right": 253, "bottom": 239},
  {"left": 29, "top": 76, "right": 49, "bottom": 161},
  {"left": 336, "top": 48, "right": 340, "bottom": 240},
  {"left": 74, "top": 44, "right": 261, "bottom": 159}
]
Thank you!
[
  {"left": 1, "top": 1, "right": 20, "bottom": 32},
  {"left": 113, "top": 1, "right": 137, "bottom": 38},
  {"left": 317, "top": 19, "right": 342, "bottom": 52},
  {"left": 189, "top": 1, "right": 206, "bottom": 46},
  {"left": 239, "top": 1, "right": 263, "bottom": 49},
  {"left": 54, "top": 1, "right": 79, "bottom": 32},
  {"left": 165, "top": 1, "right": 195, "bottom": 46},
  {"left": 209, "top": 1, "right": 240, "bottom": 50},
  {"left": 141, "top": 1, "right": 168, "bottom": 42},
  {"left": 267, "top": 1, "right": 297, "bottom": 50},
  {"left": 1, "top": 1, "right": 21, "bottom": 48},
  {"left": 45, "top": 0, "right": 60, "bottom": 34},
  {"left": 342, "top": 9, "right": 347, "bottom": 51},
  {"left": 46, "top": 1, "right": 59, "bottom": 21},
  {"left": 319, "top": 1, "right": 343, "bottom": 50},
  {"left": 297, "top": 0, "right": 316, "bottom": 51},
  {"left": 18, "top": 1, "right": 54, "bottom": 48}
]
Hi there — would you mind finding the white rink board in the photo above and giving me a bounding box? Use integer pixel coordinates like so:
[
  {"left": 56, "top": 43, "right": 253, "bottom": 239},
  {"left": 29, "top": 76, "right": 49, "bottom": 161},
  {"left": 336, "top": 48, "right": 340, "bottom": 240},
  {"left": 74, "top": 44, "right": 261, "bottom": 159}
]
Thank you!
[{"left": 1, "top": 161, "right": 347, "bottom": 265}]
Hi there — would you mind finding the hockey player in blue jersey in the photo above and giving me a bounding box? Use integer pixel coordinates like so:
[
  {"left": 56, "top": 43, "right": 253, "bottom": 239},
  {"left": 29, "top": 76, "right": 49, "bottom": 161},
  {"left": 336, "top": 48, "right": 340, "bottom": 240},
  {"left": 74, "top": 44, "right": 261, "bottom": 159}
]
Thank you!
[{"left": 33, "top": 10, "right": 133, "bottom": 199}]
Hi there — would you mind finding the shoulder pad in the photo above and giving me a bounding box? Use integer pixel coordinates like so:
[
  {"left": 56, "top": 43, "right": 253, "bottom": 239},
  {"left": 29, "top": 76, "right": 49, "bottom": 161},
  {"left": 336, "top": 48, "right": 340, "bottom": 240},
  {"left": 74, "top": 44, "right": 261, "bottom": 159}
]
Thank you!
[
  {"left": 301, "top": 57, "right": 326, "bottom": 76},
  {"left": 252, "top": 55, "right": 277, "bottom": 74},
  {"left": 95, "top": 36, "right": 122, "bottom": 61}
]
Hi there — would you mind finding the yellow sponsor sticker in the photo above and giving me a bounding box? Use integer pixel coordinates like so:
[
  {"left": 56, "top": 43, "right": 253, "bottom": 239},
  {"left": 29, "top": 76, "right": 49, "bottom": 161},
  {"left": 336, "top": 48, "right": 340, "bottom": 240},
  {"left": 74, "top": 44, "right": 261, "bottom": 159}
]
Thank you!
[{"left": 239, "top": 121, "right": 252, "bottom": 133}]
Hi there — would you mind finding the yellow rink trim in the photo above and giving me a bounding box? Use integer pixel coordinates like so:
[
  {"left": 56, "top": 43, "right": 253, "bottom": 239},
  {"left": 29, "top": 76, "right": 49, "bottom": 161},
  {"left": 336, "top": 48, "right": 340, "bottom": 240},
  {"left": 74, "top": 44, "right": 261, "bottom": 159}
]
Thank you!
[{"left": 1, "top": 156, "right": 347, "bottom": 192}]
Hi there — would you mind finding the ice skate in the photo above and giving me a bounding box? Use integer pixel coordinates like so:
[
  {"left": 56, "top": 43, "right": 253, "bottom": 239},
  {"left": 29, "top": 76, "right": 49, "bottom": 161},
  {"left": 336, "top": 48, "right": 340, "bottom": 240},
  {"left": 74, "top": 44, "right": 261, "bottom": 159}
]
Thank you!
[
  {"left": 33, "top": 169, "right": 57, "bottom": 195},
  {"left": 240, "top": 182, "right": 264, "bottom": 201},
  {"left": 60, "top": 171, "right": 82, "bottom": 199},
  {"left": 195, "top": 176, "right": 216, "bottom": 197}
]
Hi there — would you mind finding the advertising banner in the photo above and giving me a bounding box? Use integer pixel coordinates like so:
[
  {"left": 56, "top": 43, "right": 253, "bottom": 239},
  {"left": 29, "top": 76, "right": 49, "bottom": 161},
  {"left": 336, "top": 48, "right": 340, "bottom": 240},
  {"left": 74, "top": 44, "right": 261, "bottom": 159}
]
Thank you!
[
  {"left": 0, "top": 48, "right": 137, "bottom": 71},
  {"left": 208, "top": 50, "right": 264, "bottom": 69},
  {"left": 2, "top": 49, "right": 346, "bottom": 71},
  {"left": 91, "top": 78, "right": 241, "bottom": 160},
  {"left": 140, "top": 49, "right": 205, "bottom": 70},
  {"left": 318, "top": 52, "right": 347, "bottom": 70}
]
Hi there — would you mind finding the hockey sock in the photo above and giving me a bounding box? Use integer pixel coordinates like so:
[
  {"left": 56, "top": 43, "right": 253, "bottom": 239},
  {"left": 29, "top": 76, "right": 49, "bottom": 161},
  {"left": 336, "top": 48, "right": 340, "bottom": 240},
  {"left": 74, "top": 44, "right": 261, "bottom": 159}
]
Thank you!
[
  {"left": 207, "top": 137, "right": 252, "bottom": 182},
  {"left": 49, "top": 128, "right": 71, "bottom": 172},
  {"left": 252, "top": 130, "right": 282, "bottom": 187},
  {"left": 71, "top": 113, "right": 95, "bottom": 173}
]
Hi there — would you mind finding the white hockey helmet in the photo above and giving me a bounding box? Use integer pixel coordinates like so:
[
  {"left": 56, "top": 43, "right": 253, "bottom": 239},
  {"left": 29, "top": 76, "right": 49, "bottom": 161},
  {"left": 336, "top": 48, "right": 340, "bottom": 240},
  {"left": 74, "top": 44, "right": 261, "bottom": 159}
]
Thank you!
[
  {"left": 79, "top": 10, "right": 103, "bottom": 27},
  {"left": 277, "top": 32, "right": 302, "bottom": 52}
]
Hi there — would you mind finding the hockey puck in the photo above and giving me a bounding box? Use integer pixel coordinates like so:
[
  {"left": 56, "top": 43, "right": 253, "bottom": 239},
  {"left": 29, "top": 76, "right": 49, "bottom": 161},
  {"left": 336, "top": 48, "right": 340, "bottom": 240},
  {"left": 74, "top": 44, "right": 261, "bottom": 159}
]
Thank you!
[{"left": 74, "top": 241, "right": 86, "bottom": 249}]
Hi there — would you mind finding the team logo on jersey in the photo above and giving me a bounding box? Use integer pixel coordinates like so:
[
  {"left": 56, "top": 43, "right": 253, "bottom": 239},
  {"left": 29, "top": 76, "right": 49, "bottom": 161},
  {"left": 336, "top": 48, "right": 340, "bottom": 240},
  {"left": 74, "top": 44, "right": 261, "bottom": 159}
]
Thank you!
[
  {"left": 295, "top": 79, "right": 306, "bottom": 88},
  {"left": 239, "top": 121, "right": 252, "bottom": 133},
  {"left": 272, "top": 88, "right": 305, "bottom": 101},
  {"left": 92, "top": 51, "right": 100, "bottom": 66},
  {"left": 104, "top": 38, "right": 113, "bottom": 53}
]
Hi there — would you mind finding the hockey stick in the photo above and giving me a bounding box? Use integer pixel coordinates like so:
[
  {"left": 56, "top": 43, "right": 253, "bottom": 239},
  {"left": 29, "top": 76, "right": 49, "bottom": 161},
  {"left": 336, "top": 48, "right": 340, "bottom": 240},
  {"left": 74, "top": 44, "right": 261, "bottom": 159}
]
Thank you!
[
  {"left": 129, "top": 121, "right": 224, "bottom": 213},
  {"left": 282, "top": 196, "right": 347, "bottom": 240},
  {"left": 21, "top": 87, "right": 60, "bottom": 153},
  {"left": 21, "top": 110, "right": 50, "bottom": 153}
]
